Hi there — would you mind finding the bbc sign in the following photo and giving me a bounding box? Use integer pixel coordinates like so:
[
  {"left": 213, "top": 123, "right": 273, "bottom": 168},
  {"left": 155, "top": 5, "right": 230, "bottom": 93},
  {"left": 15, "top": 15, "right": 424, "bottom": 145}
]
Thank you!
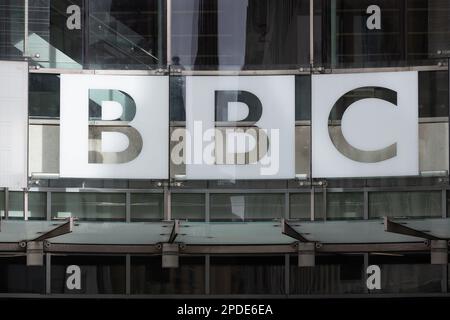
[{"left": 0, "top": 61, "right": 421, "bottom": 186}]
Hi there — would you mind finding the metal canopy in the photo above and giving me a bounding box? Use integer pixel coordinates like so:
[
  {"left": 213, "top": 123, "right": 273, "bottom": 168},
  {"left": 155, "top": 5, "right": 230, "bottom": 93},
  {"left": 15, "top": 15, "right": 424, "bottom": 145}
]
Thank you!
[{"left": 0, "top": 218, "right": 449, "bottom": 247}]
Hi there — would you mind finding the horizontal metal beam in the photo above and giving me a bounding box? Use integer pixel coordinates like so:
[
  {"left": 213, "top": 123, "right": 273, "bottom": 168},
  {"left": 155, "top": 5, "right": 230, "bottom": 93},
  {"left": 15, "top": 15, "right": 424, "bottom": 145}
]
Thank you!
[
  {"left": 46, "top": 244, "right": 160, "bottom": 254},
  {"left": 19, "top": 242, "right": 431, "bottom": 255},
  {"left": 384, "top": 217, "right": 443, "bottom": 241}
]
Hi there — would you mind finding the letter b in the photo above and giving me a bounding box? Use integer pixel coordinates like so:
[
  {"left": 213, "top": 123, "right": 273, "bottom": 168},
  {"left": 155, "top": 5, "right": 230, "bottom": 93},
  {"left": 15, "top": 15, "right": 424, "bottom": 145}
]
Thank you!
[{"left": 88, "top": 89, "right": 143, "bottom": 164}]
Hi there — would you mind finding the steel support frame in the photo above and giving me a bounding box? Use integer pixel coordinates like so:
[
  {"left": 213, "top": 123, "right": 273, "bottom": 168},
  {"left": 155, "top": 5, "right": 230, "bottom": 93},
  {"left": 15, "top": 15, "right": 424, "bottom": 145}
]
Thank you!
[{"left": 0, "top": 241, "right": 429, "bottom": 255}]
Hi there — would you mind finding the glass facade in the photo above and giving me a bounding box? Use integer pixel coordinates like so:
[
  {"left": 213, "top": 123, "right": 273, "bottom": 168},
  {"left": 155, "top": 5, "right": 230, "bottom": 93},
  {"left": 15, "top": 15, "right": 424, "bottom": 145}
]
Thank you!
[{"left": 0, "top": 0, "right": 449, "bottom": 299}]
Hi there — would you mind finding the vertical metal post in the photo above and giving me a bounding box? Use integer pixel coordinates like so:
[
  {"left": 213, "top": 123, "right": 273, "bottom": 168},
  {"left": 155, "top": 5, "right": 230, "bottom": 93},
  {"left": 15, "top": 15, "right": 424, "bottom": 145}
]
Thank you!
[
  {"left": 285, "top": 254, "right": 290, "bottom": 296},
  {"left": 23, "top": 190, "right": 29, "bottom": 221},
  {"left": 322, "top": 187, "right": 327, "bottom": 221},
  {"left": 205, "top": 191, "right": 210, "bottom": 222},
  {"left": 205, "top": 255, "right": 210, "bottom": 295},
  {"left": 284, "top": 192, "right": 290, "bottom": 219},
  {"left": 166, "top": 0, "right": 172, "bottom": 64},
  {"left": 364, "top": 190, "right": 369, "bottom": 220},
  {"left": 46, "top": 254, "right": 51, "bottom": 294},
  {"left": 126, "top": 254, "right": 131, "bottom": 295},
  {"left": 126, "top": 192, "right": 131, "bottom": 223},
  {"left": 157, "top": 0, "right": 164, "bottom": 67},
  {"left": 4, "top": 188, "right": 9, "bottom": 220},
  {"left": 330, "top": 0, "right": 336, "bottom": 67},
  {"left": 24, "top": 0, "right": 29, "bottom": 56},
  {"left": 46, "top": 191, "right": 51, "bottom": 220},
  {"left": 164, "top": 186, "right": 171, "bottom": 220},
  {"left": 442, "top": 188, "right": 447, "bottom": 219},
  {"left": 442, "top": 264, "right": 448, "bottom": 293},
  {"left": 364, "top": 253, "right": 369, "bottom": 294},
  {"left": 309, "top": 0, "right": 314, "bottom": 66},
  {"left": 310, "top": 186, "right": 315, "bottom": 221}
]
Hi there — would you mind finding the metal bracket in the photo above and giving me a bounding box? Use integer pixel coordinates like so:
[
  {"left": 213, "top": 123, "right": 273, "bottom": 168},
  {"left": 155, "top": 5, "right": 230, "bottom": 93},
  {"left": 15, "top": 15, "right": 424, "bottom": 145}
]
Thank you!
[
  {"left": 281, "top": 218, "right": 309, "bottom": 242},
  {"left": 33, "top": 217, "right": 74, "bottom": 242},
  {"left": 168, "top": 219, "right": 180, "bottom": 244},
  {"left": 384, "top": 217, "right": 444, "bottom": 241}
]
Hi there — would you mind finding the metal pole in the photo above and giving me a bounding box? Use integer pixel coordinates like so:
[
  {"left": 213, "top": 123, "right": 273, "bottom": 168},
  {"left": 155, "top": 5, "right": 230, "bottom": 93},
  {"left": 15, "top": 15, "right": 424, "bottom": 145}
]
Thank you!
[
  {"left": 23, "top": 190, "right": 29, "bottom": 221},
  {"left": 166, "top": 0, "right": 172, "bottom": 64},
  {"left": 309, "top": 0, "right": 314, "bottom": 66},
  {"left": 24, "top": 0, "right": 29, "bottom": 56}
]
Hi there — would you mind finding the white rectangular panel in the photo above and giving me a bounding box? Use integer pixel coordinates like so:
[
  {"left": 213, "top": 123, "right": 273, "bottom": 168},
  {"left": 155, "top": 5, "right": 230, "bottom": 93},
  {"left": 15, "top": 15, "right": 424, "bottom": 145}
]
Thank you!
[
  {"left": 0, "top": 61, "right": 28, "bottom": 189},
  {"left": 60, "top": 75, "right": 169, "bottom": 179},
  {"left": 184, "top": 76, "right": 295, "bottom": 180},
  {"left": 312, "top": 71, "right": 419, "bottom": 178}
]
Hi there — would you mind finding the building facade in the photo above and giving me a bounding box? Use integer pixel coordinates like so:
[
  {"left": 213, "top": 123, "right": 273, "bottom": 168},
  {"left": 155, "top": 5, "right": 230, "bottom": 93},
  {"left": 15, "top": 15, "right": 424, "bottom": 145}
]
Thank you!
[{"left": 0, "top": 0, "right": 449, "bottom": 298}]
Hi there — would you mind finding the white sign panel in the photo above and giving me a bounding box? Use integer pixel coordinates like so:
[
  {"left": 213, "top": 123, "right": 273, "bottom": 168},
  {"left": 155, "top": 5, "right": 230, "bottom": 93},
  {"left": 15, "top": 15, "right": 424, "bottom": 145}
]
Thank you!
[
  {"left": 60, "top": 75, "right": 168, "bottom": 179},
  {"left": 0, "top": 61, "right": 28, "bottom": 189},
  {"left": 312, "top": 71, "right": 418, "bottom": 178},
  {"left": 184, "top": 76, "right": 295, "bottom": 179}
]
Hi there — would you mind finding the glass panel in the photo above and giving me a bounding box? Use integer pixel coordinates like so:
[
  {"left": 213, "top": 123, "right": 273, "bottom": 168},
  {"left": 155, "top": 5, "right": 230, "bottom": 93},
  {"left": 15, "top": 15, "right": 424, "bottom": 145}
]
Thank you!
[
  {"left": 322, "top": 0, "right": 450, "bottom": 68},
  {"left": 290, "top": 193, "right": 310, "bottom": 220},
  {"left": 87, "top": 0, "right": 165, "bottom": 69},
  {"left": 171, "top": 193, "right": 205, "bottom": 220},
  {"left": 171, "top": 0, "right": 310, "bottom": 70},
  {"left": 369, "top": 253, "right": 443, "bottom": 293},
  {"left": 419, "top": 71, "right": 449, "bottom": 118},
  {"left": 131, "top": 256, "right": 205, "bottom": 294},
  {"left": 51, "top": 192, "right": 126, "bottom": 221},
  {"left": 0, "top": 0, "right": 25, "bottom": 60},
  {"left": 51, "top": 255, "right": 126, "bottom": 294},
  {"left": 370, "top": 191, "right": 442, "bottom": 219},
  {"left": 419, "top": 122, "right": 449, "bottom": 172},
  {"left": 325, "top": 0, "right": 405, "bottom": 68},
  {"left": 130, "top": 193, "right": 164, "bottom": 222},
  {"left": 29, "top": 124, "right": 60, "bottom": 175},
  {"left": 9, "top": 191, "right": 46, "bottom": 220},
  {"left": 29, "top": 73, "right": 60, "bottom": 118},
  {"left": 27, "top": 0, "right": 82, "bottom": 69},
  {"left": 290, "top": 254, "right": 365, "bottom": 294},
  {"left": 0, "top": 256, "right": 45, "bottom": 294},
  {"left": 210, "top": 193, "right": 284, "bottom": 221},
  {"left": 210, "top": 256, "right": 285, "bottom": 294},
  {"left": 314, "top": 191, "right": 325, "bottom": 221},
  {"left": 407, "top": 0, "right": 450, "bottom": 61},
  {"left": 327, "top": 192, "right": 364, "bottom": 220}
]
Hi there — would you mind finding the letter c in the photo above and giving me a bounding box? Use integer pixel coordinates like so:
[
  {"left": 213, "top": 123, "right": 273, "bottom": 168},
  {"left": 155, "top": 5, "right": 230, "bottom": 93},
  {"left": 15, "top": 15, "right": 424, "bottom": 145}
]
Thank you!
[{"left": 328, "top": 86, "right": 397, "bottom": 163}]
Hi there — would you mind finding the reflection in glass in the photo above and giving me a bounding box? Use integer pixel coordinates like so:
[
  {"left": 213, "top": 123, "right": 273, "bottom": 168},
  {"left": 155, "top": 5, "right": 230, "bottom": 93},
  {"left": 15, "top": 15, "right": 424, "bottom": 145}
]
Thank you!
[
  {"left": 171, "top": 193, "right": 205, "bottom": 220},
  {"left": 210, "top": 193, "right": 284, "bottom": 221},
  {"left": 0, "top": 1, "right": 24, "bottom": 59},
  {"left": 369, "top": 253, "right": 443, "bottom": 293},
  {"left": 327, "top": 192, "right": 364, "bottom": 220},
  {"left": 131, "top": 256, "right": 205, "bottom": 294},
  {"left": 290, "top": 254, "right": 365, "bottom": 294},
  {"left": 29, "top": 73, "right": 60, "bottom": 118},
  {"left": 370, "top": 191, "right": 441, "bottom": 219},
  {"left": 9, "top": 192, "right": 47, "bottom": 220},
  {"left": 0, "top": 256, "right": 45, "bottom": 294},
  {"left": 51, "top": 255, "right": 126, "bottom": 294},
  {"left": 290, "top": 193, "right": 310, "bottom": 220},
  {"left": 130, "top": 193, "right": 164, "bottom": 221},
  {"left": 88, "top": 0, "right": 165, "bottom": 69},
  {"left": 25, "top": 0, "right": 83, "bottom": 69},
  {"left": 51, "top": 192, "right": 126, "bottom": 221},
  {"left": 419, "top": 71, "right": 449, "bottom": 118},
  {"left": 210, "top": 256, "right": 285, "bottom": 294},
  {"left": 323, "top": 0, "right": 450, "bottom": 68},
  {"left": 172, "top": 0, "right": 310, "bottom": 69}
]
